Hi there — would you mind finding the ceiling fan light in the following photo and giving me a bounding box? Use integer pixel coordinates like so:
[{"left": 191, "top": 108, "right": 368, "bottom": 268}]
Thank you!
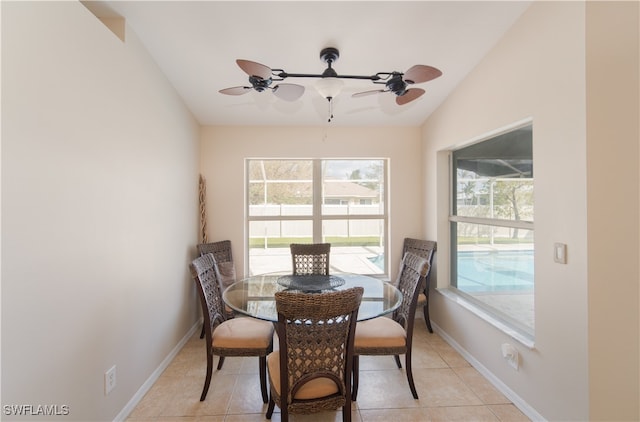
[{"left": 315, "top": 77, "right": 344, "bottom": 99}]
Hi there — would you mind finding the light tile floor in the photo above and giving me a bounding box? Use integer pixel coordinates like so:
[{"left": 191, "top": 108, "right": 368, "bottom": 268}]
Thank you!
[{"left": 127, "top": 316, "right": 531, "bottom": 422}]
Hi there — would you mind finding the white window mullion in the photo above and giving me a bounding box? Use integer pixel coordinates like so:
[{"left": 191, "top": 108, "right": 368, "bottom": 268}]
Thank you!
[
  {"left": 312, "top": 159, "right": 323, "bottom": 243},
  {"left": 449, "top": 215, "right": 534, "bottom": 230}
]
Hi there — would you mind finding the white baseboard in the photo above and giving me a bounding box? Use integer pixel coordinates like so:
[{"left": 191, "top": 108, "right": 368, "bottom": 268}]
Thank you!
[
  {"left": 432, "top": 322, "right": 546, "bottom": 422},
  {"left": 113, "top": 319, "right": 202, "bottom": 422}
]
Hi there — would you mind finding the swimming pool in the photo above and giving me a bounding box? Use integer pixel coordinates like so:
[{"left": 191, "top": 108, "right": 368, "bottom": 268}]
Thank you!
[{"left": 456, "top": 250, "right": 534, "bottom": 293}]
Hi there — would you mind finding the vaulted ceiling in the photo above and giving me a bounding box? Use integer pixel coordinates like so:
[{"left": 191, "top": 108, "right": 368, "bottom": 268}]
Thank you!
[{"left": 87, "top": 1, "right": 531, "bottom": 127}]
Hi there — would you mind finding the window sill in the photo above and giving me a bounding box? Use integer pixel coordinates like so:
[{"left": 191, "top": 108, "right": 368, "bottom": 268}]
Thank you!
[{"left": 437, "top": 287, "right": 535, "bottom": 349}]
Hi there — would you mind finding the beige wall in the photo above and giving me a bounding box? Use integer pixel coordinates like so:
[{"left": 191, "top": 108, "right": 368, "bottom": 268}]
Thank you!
[
  {"left": 422, "top": 2, "right": 639, "bottom": 421},
  {"left": 1, "top": 2, "right": 200, "bottom": 420},
  {"left": 200, "top": 126, "right": 423, "bottom": 279},
  {"left": 586, "top": 2, "right": 640, "bottom": 420}
]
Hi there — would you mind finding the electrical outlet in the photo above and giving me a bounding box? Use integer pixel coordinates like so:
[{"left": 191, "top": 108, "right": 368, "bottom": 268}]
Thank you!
[
  {"left": 104, "top": 365, "right": 116, "bottom": 395},
  {"left": 501, "top": 343, "right": 519, "bottom": 371}
]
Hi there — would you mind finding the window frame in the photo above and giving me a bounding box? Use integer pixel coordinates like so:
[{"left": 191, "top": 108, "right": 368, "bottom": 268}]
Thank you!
[
  {"left": 245, "top": 158, "right": 389, "bottom": 277},
  {"left": 447, "top": 122, "right": 535, "bottom": 342}
]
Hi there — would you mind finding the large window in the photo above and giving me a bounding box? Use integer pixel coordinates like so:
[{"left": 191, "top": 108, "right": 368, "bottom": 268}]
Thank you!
[
  {"left": 247, "top": 159, "right": 387, "bottom": 276},
  {"left": 450, "top": 124, "right": 534, "bottom": 335}
]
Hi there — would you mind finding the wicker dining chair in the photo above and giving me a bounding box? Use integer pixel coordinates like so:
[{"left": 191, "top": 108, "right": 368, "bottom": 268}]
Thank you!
[
  {"left": 266, "top": 287, "right": 363, "bottom": 422},
  {"left": 189, "top": 253, "right": 274, "bottom": 402},
  {"left": 197, "top": 240, "right": 236, "bottom": 288},
  {"left": 197, "top": 240, "right": 236, "bottom": 337},
  {"left": 352, "top": 252, "right": 429, "bottom": 400},
  {"left": 402, "top": 238, "right": 437, "bottom": 332},
  {"left": 290, "top": 243, "right": 331, "bottom": 275}
]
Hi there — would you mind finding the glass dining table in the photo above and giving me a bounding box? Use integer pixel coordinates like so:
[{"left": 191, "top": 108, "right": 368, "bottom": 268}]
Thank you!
[{"left": 222, "top": 273, "right": 402, "bottom": 322}]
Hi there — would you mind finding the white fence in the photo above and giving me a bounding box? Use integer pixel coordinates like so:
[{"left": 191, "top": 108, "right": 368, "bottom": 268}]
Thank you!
[{"left": 249, "top": 205, "right": 384, "bottom": 239}]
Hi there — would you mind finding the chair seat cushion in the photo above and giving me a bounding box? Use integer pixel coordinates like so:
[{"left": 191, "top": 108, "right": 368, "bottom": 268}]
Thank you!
[
  {"left": 213, "top": 317, "right": 273, "bottom": 349},
  {"left": 355, "top": 316, "right": 406, "bottom": 349},
  {"left": 267, "top": 351, "right": 339, "bottom": 400}
]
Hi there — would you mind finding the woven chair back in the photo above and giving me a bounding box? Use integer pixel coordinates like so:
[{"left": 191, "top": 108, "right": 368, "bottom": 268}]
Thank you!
[
  {"left": 274, "top": 287, "right": 363, "bottom": 414},
  {"left": 392, "top": 252, "right": 429, "bottom": 330},
  {"left": 290, "top": 243, "right": 331, "bottom": 275},
  {"left": 402, "top": 238, "right": 436, "bottom": 293},
  {"left": 197, "top": 240, "right": 233, "bottom": 264},
  {"left": 189, "top": 253, "right": 227, "bottom": 338}
]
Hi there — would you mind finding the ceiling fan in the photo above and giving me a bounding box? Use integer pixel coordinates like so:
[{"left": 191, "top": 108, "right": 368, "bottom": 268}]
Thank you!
[
  {"left": 218, "top": 59, "right": 306, "bottom": 101},
  {"left": 219, "top": 47, "right": 442, "bottom": 106},
  {"left": 351, "top": 65, "right": 442, "bottom": 105}
]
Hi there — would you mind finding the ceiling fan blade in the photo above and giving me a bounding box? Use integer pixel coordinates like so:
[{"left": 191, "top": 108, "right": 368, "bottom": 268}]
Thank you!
[
  {"left": 403, "top": 65, "right": 442, "bottom": 84},
  {"left": 236, "top": 59, "right": 272, "bottom": 80},
  {"left": 352, "top": 89, "right": 385, "bottom": 98},
  {"left": 396, "top": 88, "right": 425, "bottom": 105},
  {"left": 273, "top": 83, "right": 305, "bottom": 101},
  {"left": 219, "top": 86, "right": 253, "bottom": 96}
]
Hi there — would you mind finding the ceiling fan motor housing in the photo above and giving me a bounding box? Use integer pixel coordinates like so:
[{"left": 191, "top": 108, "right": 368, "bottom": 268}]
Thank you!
[
  {"left": 320, "top": 47, "right": 339, "bottom": 64},
  {"left": 320, "top": 47, "right": 339, "bottom": 78},
  {"left": 249, "top": 75, "right": 272, "bottom": 91},
  {"left": 386, "top": 73, "right": 408, "bottom": 96}
]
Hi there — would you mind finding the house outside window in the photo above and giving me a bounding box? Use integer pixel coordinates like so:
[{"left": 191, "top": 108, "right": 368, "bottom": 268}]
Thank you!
[
  {"left": 247, "top": 159, "right": 388, "bottom": 276},
  {"left": 449, "top": 124, "right": 534, "bottom": 336}
]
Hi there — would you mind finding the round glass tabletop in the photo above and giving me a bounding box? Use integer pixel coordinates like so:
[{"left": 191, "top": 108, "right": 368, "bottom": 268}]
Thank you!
[{"left": 223, "top": 273, "right": 402, "bottom": 322}]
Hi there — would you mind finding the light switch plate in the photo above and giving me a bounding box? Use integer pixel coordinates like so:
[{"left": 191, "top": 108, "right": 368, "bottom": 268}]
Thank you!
[{"left": 554, "top": 243, "right": 567, "bottom": 264}]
